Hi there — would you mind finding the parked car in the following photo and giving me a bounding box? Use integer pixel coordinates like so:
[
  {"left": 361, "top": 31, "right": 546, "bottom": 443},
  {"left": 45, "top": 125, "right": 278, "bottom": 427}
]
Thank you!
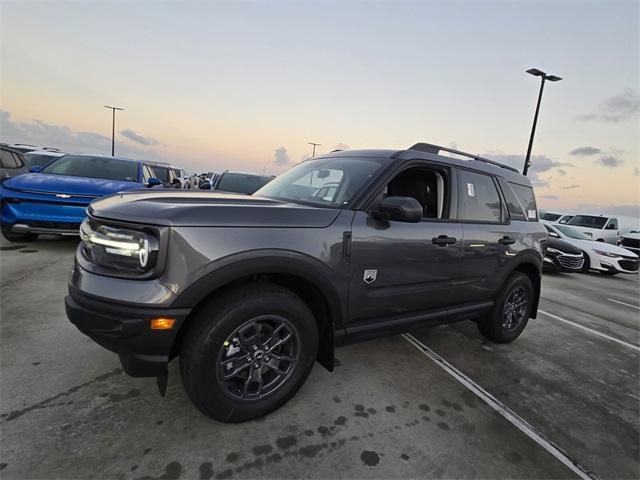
[
  {"left": 211, "top": 171, "right": 274, "bottom": 194},
  {"left": 618, "top": 232, "right": 640, "bottom": 256},
  {"left": 0, "top": 154, "right": 163, "bottom": 241},
  {"left": 565, "top": 214, "right": 622, "bottom": 244},
  {"left": 543, "top": 237, "right": 584, "bottom": 272},
  {"left": 147, "top": 162, "right": 180, "bottom": 188},
  {"left": 66, "top": 142, "right": 547, "bottom": 422},
  {"left": 0, "top": 145, "right": 28, "bottom": 182},
  {"left": 539, "top": 210, "right": 574, "bottom": 224},
  {"left": 542, "top": 222, "right": 639, "bottom": 275},
  {"left": 170, "top": 167, "right": 192, "bottom": 189},
  {"left": 23, "top": 150, "right": 65, "bottom": 169}
]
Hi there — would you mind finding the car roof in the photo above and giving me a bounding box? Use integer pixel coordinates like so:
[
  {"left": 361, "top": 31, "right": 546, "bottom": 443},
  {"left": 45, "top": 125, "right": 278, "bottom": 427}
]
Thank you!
[
  {"left": 25, "top": 150, "right": 64, "bottom": 156},
  {"left": 318, "top": 144, "right": 532, "bottom": 185}
]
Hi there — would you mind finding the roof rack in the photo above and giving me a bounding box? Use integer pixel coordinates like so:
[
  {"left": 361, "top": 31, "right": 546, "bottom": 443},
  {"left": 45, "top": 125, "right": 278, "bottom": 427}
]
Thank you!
[{"left": 407, "top": 142, "right": 519, "bottom": 173}]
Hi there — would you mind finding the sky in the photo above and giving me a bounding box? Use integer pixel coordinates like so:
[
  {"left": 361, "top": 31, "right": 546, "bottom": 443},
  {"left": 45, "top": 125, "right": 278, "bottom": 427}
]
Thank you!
[{"left": 1, "top": 0, "right": 638, "bottom": 216}]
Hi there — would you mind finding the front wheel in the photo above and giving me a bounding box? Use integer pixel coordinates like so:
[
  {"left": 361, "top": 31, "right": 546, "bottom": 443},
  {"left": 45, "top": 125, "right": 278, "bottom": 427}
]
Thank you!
[
  {"left": 478, "top": 272, "right": 533, "bottom": 343},
  {"left": 180, "top": 283, "right": 318, "bottom": 422}
]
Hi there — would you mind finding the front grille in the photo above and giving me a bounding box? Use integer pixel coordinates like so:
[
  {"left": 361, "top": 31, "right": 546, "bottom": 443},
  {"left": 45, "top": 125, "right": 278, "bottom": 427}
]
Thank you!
[
  {"left": 24, "top": 221, "right": 81, "bottom": 232},
  {"left": 619, "top": 259, "right": 639, "bottom": 272},
  {"left": 621, "top": 237, "right": 640, "bottom": 249},
  {"left": 557, "top": 253, "right": 584, "bottom": 270}
]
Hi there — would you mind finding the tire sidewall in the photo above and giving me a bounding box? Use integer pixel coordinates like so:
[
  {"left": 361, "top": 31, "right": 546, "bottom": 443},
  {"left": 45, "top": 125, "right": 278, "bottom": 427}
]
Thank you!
[
  {"left": 489, "top": 273, "right": 534, "bottom": 343},
  {"left": 182, "top": 289, "right": 318, "bottom": 422}
]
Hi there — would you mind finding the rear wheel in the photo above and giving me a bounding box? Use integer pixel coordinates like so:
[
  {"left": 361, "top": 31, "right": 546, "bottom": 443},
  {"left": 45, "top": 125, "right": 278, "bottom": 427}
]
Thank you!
[
  {"left": 180, "top": 283, "right": 318, "bottom": 422},
  {"left": 1, "top": 229, "right": 38, "bottom": 242},
  {"left": 478, "top": 272, "right": 533, "bottom": 343}
]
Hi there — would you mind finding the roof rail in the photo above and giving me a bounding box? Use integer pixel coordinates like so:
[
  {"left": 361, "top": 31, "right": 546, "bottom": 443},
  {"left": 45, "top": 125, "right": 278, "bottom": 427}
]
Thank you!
[{"left": 408, "top": 142, "right": 519, "bottom": 173}]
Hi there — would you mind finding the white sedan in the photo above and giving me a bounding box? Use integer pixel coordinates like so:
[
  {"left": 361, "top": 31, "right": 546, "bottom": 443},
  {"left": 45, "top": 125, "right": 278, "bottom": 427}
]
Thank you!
[{"left": 542, "top": 222, "right": 639, "bottom": 275}]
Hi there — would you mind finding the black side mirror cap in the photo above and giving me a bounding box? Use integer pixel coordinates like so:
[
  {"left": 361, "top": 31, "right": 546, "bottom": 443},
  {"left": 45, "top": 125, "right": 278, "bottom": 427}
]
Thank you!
[{"left": 372, "top": 196, "right": 423, "bottom": 223}]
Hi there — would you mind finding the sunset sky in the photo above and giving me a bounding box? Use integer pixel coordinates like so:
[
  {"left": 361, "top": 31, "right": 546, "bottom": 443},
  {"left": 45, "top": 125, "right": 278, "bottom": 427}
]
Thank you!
[{"left": 1, "top": 0, "right": 638, "bottom": 216}]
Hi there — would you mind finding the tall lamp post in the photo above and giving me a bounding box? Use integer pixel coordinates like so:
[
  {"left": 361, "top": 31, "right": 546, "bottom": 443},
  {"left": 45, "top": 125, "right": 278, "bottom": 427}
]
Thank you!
[
  {"left": 308, "top": 142, "right": 321, "bottom": 158},
  {"left": 523, "top": 68, "right": 562, "bottom": 176},
  {"left": 104, "top": 105, "right": 124, "bottom": 156}
]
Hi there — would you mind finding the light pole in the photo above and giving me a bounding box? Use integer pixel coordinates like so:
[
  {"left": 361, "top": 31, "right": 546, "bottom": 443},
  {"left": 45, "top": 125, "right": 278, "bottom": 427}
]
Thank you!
[
  {"left": 104, "top": 105, "right": 124, "bottom": 156},
  {"left": 523, "top": 68, "right": 562, "bottom": 176},
  {"left": 308, "top": 142, "right": 321, "bottom": 158}
]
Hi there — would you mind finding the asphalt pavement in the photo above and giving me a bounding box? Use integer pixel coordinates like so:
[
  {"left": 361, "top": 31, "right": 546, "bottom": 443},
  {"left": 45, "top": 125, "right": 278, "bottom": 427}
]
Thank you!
[{"left": 1, "top": 236, "right": 638, "bottom": 479}]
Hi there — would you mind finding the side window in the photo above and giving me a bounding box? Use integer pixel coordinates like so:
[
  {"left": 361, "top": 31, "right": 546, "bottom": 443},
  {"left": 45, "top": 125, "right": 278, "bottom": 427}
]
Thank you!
[
  {"left": 11, "top": 153, "right": 25, "bottom": 168},
  {"left": 498, "top": 180, "right": 527, "bottom": 221},
  {"left": 508, "top": 182, "right": 538, "bottom": 221},
  {"left": 457, "top": 170, "right": 502, "bottom": 222},
  {"left": 606, "top": 218, "right": 618, "bottom": 230},
  {"left": 142, "top": 165, "right": 154, "bottom": 183},
  {"left": 0, "top": 150, "right": 19, "bottom": 168},
  {"left": 385, "top": 166, "right": 449, "bottom": 219}
]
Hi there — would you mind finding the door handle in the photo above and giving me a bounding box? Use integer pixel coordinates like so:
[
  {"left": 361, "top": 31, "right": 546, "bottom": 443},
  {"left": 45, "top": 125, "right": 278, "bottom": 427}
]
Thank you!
[
  {"left": 499, "top": 236, "right": 516, "bottom": 245},
  {"left": 432, "top": 235, "right": 457, "bottom": 246}
]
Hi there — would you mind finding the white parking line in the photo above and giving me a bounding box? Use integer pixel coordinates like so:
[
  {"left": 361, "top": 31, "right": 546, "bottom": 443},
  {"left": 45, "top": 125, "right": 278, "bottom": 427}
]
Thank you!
[
  {"left": 607, "top": 298, "right": 640, "bottom": 311},
  {"left": 538, "top": 310, "right": 640, "bottom": 352},
  {"left": 402, "top": 333, "right": 595, "bottom": 480}
]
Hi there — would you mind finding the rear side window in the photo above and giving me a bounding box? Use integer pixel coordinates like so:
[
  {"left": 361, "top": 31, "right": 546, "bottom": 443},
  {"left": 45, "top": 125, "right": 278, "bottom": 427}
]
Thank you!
[
  {"left": 500, "top": 183, "right": 527, "bottom": 221},
  {"left": 457, "top": 170, "right": 502, "bottom": 222},
  {"left": 0, "top": 150, "right": 21, "bottom": 168},
  {"left": 509, "top": 182, "right": 538, "bottom": 221}
]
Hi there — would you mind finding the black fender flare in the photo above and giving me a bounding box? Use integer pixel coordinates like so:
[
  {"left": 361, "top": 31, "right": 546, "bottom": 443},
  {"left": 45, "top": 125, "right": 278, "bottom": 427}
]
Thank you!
[{"left": 501, "top": 250, "right": 542, "bottom": 318}]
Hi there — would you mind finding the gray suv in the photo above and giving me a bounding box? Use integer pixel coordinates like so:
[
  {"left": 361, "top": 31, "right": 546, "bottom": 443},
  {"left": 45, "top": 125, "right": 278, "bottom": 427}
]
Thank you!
[{"left": 66, "top": 143, "right": 546, "bottom": 422}]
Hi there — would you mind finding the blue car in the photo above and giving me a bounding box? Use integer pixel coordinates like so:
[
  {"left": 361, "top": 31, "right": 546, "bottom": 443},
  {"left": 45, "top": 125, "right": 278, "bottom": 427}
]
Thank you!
[{"left": 0, "top": 154, "right": 162, "bottom": 241}]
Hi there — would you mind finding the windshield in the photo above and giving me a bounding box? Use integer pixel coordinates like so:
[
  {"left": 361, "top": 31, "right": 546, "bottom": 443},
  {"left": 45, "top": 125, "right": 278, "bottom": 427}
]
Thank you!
[
  {"left": 25, "top": 153, "right": 61, "bottom": 168},
  {"left": 567, "top": 215, "right": 608, "bottom": 229},
  {"left": 40, "top": 155, "right": 139, "bottom": 182},
  {"left": 555, "top": 225, "right": 592, "bottom": 240},
  {"left": 151, "top": 166, "right": 170, "bottom": 183},
  {"left": 540, "top": 212, "right": 561, "bottom": 221},
  {"left": 217, "top": 173, "right": 273, "bottom": 194},
  {"left": 255, "top": 157, "right": 384, "bottom": 207}
]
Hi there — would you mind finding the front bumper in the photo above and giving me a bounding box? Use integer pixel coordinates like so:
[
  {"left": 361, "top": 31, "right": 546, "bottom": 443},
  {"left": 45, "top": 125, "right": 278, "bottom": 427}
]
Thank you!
[
  {"left": 66, "top": 283, "right": 190, "bottom": 377},
  {"left": 1, "top": 193, "right": 89, "bottom": 235},
  {"left": 597, "top": 256, "right": 639, "bottom": 274}
]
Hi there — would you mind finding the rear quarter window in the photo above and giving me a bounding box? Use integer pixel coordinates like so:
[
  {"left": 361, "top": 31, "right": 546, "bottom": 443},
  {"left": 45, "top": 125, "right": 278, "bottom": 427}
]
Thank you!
[{"left": 508, "top": 182, "right": 538, "bottom": 221}]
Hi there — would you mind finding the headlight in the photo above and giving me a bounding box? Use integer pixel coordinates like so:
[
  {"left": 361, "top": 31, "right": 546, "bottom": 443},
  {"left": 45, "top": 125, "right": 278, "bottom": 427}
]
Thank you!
[
  {"left": 594, "top": 249, "right": 621, "bottom": 259},
  {"left": 80, "top": 221, "right": 159, "bottom": 273}
]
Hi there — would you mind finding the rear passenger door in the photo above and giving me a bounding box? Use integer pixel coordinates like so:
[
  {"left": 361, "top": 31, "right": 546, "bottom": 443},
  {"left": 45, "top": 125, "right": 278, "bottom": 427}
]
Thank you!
[{"left": 455, "top": 169, "right": 514, "bottom": 303}]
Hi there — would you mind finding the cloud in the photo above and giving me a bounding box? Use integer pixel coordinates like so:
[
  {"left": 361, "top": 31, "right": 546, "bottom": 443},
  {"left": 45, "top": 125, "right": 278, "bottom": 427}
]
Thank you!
[
  {"left": 577, "top": 89, "right": 640, "bottom": 123},
  {"left": 540, "top": 195, "right": 558, "bottom": 200},
  {"left": 560, "top": 184, "right": 580, "bottom": 190},
  {"left": 597, "top": 155, "right": 624, "bottom": 168},
  {"left": 334, "top": 143, "right": 350, "bottom": 151},
  {"left": 569, "top": 146, "right": 600, "bottom": 156},
  {"left": 485, "top": 153, "right": 571, "bottom": 188},
  {"left": 0, "top": 109, "right": 165, "bottom": 161},
  {"left": 634, "top": 166, "right": 640, "bottom": 176},
  {"left": 120, "top": 128, "right": 159, "bottom": 146},
  {"left": 557, "top": 169, "right": 567, "bottom": 176},
  {"left": 300, "top": 154, "right": 311, "bottom": 162},
  {"left": 273, "top": 147, "right": 291, "bottom": 166}
]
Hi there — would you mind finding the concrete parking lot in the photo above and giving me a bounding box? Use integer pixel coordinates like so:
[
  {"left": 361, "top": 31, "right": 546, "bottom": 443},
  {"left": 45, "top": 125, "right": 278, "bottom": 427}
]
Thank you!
[{"left": 1, "top": 236, "right": 638, "bottom": 479}]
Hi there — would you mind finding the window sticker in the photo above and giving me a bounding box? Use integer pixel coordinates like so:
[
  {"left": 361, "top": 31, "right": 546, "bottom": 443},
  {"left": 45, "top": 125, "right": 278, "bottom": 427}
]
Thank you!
[
  {"left": 467, "top": 183, "right": 475, "bottom": 197},
  {"left": 528, "top": 209, "right": 537, "bottom": 219}
]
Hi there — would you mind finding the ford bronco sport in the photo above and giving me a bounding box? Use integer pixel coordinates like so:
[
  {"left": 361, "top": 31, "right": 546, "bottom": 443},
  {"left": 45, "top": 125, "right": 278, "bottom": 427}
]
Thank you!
[{"left": 66, "top": 143, "right": 546, "bottom": 422}]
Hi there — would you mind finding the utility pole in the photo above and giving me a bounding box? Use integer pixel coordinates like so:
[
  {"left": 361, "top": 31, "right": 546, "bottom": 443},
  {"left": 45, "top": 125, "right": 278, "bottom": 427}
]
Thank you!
[
  {"left": 308, "top": 142, "right": 321, "bottom": 158},
  {"left": 523, "top": 69, "right": 562, "bottom": 176},
  {"left": 104, "top": 105, "right": 124, "bottom": 156}
]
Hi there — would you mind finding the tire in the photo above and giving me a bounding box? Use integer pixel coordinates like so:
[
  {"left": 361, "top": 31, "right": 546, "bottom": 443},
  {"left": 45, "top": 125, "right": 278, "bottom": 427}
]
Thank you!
[
  {"left": 1, "top": 229, "right": 38, "bottom": 242},
  {"left": 580, "top": 252, "right": 591, "bottom": 273},
  {"left": 478, "top": 272, "right": 533, "bottom": 344},
  {"left": 180, "top": 283, "right": 318, "bottom": 423}
]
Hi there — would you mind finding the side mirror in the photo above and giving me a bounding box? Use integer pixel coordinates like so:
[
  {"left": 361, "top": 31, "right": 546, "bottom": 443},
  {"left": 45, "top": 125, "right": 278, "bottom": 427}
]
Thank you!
[
  {"left": 146, "top": 177, "right": 162, "bottom": 187},
  {"left": 199, "top": 180, "right": 212, "bottom": 190},
  {"left": 372, "top": 196, "right": 423, "bottom": 223},
  {"left": 548, "top": 231, "right": 560, "bottom": 238},
  {"left": 29, "top": 166, "right": 42, "bottom": 173}
]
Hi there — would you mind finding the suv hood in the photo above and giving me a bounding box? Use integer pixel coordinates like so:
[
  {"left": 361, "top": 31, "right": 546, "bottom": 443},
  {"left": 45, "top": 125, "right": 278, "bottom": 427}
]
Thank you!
[
  {"left": 2, "top": 173, "right": 139, "bottom": 197},
  {"left": 88, "top": 190, "right": 341, "bottom": 228}
]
